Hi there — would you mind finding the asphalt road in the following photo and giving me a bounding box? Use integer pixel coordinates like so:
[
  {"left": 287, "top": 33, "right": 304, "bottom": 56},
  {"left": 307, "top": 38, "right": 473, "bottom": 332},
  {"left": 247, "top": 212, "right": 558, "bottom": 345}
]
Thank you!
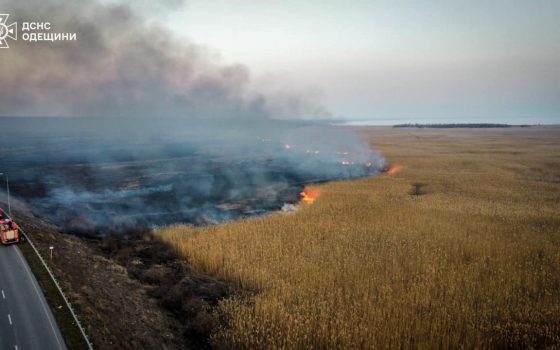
[{"left": 0, "top": 244, "right": 66, "bottom": 350}]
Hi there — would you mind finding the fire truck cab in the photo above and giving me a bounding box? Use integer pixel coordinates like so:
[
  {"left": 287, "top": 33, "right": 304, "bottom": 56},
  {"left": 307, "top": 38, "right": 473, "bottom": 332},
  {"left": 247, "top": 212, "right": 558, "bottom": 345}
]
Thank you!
[{"left": 0, "top": 209, "right": 20, "bottom": 245}]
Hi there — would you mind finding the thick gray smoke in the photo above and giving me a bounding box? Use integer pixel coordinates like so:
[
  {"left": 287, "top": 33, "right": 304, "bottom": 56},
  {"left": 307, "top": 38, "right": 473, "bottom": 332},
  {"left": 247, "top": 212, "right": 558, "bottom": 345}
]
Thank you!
[
  {"left": 0, "top": 0, "right": 385, "bottom": 236},
  {"left": 0, "top": 0, "right": 324, "bottom": 119}
]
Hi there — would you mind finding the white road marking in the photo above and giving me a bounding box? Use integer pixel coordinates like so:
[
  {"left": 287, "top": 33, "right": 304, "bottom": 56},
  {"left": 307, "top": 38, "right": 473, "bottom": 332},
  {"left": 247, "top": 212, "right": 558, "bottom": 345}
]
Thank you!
[
  {"left": 8, "top": 313, "right": 12, "bottom": 325},
  {"left": 15, "top": 345, "right": 18, "bottom": 350},
  {"left": 1, "top": 289, "right": 5, "bottom": 299},
  {"left": 14, "top": 247, "right": 65, "bottom": 350}
]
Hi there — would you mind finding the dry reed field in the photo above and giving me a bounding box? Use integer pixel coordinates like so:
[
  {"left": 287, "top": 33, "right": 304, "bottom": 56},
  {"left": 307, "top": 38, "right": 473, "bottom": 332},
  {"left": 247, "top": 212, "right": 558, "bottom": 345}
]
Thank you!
[{"left": 158, "top": 126, "right": 560, "bottom": 349}]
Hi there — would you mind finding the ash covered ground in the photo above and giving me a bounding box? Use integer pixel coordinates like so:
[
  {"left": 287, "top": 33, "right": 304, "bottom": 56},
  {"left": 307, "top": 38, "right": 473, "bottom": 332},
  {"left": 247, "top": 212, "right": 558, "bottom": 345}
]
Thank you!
[{"left": 2, "top": 117, "right": 384, "bottom": 236}]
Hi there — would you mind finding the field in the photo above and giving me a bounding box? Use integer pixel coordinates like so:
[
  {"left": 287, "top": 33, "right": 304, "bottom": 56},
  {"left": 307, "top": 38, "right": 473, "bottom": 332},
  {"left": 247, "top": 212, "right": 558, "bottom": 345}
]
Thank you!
[{"left": 158, "top": 126, "right": 560, "bottom": 349}]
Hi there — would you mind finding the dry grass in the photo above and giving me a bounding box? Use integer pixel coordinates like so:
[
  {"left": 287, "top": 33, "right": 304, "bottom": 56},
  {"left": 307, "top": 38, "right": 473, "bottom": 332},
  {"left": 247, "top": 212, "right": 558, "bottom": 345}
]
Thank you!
[{"left": 158, "top": 126, "right": 560, "bottom": 349}]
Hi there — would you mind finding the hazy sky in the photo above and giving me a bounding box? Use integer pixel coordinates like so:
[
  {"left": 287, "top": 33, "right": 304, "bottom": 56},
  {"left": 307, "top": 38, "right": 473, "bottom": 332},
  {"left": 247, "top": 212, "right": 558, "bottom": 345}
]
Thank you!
[
  {"left": 165, "top": 0, "right": 560, "bottom": 123},
  {"left": 2, "top": 0, "right": 559, "bottom": 123}
]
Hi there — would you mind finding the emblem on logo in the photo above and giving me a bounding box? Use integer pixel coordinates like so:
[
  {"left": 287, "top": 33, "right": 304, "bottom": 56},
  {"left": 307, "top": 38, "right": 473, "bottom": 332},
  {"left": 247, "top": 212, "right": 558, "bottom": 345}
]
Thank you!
[{"left": 0, "top": 14, "right": 17, "bottom": 48}]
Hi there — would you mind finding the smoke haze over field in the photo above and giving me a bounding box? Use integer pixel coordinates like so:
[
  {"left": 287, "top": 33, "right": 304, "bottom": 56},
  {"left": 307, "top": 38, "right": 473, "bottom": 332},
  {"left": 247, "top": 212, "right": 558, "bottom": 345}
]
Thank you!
[
  {"left": 0, "top": 0, "right": 384, "bottom": 235},
  {"left": 1, "top": 117, "right": 383, "bottom": 236}
]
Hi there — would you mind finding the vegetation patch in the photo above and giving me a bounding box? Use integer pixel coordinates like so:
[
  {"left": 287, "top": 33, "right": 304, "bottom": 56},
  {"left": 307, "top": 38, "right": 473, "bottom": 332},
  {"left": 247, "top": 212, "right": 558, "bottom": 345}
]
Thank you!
[
  {"left": 409, "top": 182, "right": 427, "bottom": 196},
  {"left": 95, "top": 233, "right": 233, "bottom": 349},
  {"left": 158, "top": 127, "right": 560, "bottom": 349}
]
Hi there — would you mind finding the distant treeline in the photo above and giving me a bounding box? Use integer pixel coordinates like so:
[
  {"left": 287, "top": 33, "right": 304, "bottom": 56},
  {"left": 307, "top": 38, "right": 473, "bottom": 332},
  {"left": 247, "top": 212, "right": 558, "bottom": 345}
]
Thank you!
[{"left": 393, "top": 123, "right": 532, "bottom": 128}]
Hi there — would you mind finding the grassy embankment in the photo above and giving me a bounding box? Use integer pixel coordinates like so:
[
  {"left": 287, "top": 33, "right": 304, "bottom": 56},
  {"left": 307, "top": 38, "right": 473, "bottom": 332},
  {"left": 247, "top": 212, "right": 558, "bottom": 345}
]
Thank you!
[
  {"left": 159, "top": 127, "right": 560, "bottom": 349},
  {"left": 19, "top": 241, "right": 90, "bottom": 349}
]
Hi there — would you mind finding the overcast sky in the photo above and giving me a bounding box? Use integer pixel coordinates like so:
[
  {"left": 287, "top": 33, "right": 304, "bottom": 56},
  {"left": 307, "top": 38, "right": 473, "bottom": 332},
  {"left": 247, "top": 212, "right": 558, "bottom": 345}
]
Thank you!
[{"left": 165, "top": 0, "right": 560, "bottom": 124}]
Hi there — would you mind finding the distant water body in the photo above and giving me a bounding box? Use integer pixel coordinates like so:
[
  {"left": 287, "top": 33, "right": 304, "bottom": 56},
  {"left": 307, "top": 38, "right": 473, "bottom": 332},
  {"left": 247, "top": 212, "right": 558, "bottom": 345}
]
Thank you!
[{"left": 333, "top": 117, "right": 558, "bottom": 126}]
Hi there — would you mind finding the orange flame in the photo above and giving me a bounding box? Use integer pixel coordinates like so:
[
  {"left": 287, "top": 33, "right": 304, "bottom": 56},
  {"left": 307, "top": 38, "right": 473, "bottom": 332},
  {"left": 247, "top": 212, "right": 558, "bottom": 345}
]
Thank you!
[
  {"left": 300, "top": 188, "right": 321, "bottom": 204},
  {"left": 386, "top": 164, "right": 404, "bottom": 175}
]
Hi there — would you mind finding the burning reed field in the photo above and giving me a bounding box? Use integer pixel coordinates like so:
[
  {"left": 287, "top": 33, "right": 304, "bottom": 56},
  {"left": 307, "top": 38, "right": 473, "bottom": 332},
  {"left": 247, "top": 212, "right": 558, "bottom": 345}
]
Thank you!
[{"left": 159, "top": 126, "right": 560, "bottom": 349}]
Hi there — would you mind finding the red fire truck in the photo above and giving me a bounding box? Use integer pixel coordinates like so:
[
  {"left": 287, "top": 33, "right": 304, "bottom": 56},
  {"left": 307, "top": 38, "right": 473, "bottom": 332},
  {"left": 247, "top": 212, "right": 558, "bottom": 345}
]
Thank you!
[{"left": 0, "top": 209, "right": 20, "bottom": 245}]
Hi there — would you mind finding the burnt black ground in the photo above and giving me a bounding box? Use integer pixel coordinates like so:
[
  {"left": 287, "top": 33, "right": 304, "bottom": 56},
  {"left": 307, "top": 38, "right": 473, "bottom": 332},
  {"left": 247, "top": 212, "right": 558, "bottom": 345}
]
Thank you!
[{"left": 2, "top": 117, "right": 382, "bottom": 236}]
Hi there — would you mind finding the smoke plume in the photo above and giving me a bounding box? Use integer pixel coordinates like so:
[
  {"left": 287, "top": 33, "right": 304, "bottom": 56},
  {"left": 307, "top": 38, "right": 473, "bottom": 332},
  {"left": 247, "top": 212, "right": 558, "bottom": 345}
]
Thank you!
[
  {"left": 0, "top": 0, "right": 324, "bottom": 119},
  {"left": 0, "top": 0, "right": 385, "bottom": 236}
]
